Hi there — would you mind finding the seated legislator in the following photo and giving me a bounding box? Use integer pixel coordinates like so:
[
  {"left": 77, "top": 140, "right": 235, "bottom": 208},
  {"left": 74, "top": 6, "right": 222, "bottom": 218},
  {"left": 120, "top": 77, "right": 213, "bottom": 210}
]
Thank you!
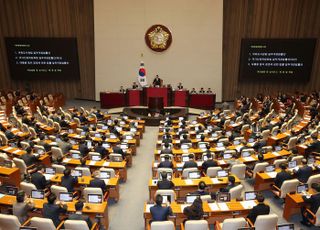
[
  {"left": 31, "top": 164, "right": 50, "bottom": 190},
  {"left": 180, "top": 134, "right": 191, "bottom": 145},
  {"left": 59, "top": 115, "right": 70, "bottom": 129},
  {"left": 206, "top": 88, "right": 213, "bottom": 93},
  {"left": 192, "top": 181, "right": 210, "bottom": 196},
  {"left": 307, "top": 134, "right": 320, "bottom": 153},
  {"left": 153, "top": 75, "right": 162, "bottom": 87},
  {"left": 158, "top": 155, "right": 173, "bottom": 169},
  {"left": 4, "top": 124, "right": 17, "bottom": 140},
  {"left": 13, "top": 190, "right": 35, "bottom": 224},
  {"left": 183, "top": 197, "right": 204, "bottom": 221},
  {"left": 199, "top": 87, "right": 205, "bottom": 94},
  {"left": 21, "top": 147, "right": 39, "bottom": 167},
  {"left": 300, "top": 192, "right": 320, "bottom": 226},
  {"left": 79, "top": 139, "right": 90, "bottom": 157},
  {"left": 68, "top": 201, "right": 93, "bottom": 229},
  {"left": 247, "top": 193, "right": 270, "bottom": 224},
  {"left": 274, "top": 163, "right": 293, "bottom": 188},
  {"left": 177, "top": 82, "right": 183, "bottom": 90},
  {"left": 183, "top": 154, "right": 198, "bottom": 169},
  {"left": 190, "top": 88, "right": 197, "bottom": 94},
  {"left": 43, "top": 193, "right": 67, "bottom": 227},
  {"left": 202, "top": 152, "right": 218, "bottom": 173},
  {"left": 294, "top": 159, "right": 313, "bottom": 183},
  {"left": 157, "top": 172, "right": 174, "bottom": 190},
  {"left": 220, "top": 176, "right": 236, "bottom": 192},
  {"left": 150, "top": 194, "right": 173, "bottom": 222},
  {"left": 132, "top": 81, "right": 139, "bottom": 89},
  {"left": 89, "top": 170, "right": 107, "bottom": 193},
  {"left": 37, "top": 133, "right": 51, "bottom": 152},
  {"left": 95, "top": 142, "right": 108, "bottom": 159},
  {"left": 58, "top": 136, "right": 72, "bottom": 154},
  {"left": 112, "top": 145, "right": 126, "bottom": 159},
  {"left": 160, "top": 143, "right": 173, "bottom": 156},
  {"left": 61, "top": 168, "right": 78, "bottom": 192}
]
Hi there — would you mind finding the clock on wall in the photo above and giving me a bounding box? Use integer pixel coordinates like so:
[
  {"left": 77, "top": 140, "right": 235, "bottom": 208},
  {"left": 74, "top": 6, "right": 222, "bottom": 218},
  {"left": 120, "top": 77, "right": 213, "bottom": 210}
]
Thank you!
[{"left": 145, "top": 24, "right": 172, "bottom": 52}]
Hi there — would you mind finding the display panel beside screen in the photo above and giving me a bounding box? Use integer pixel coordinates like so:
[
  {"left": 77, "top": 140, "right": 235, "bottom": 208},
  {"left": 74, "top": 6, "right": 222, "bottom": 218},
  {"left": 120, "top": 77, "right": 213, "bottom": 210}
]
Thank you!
[
  {"left": 5, "top": 37, "right": 80, "bottom": 80},
  {"left": 239, "top": 39, "right": 316, "bottom": 82}
]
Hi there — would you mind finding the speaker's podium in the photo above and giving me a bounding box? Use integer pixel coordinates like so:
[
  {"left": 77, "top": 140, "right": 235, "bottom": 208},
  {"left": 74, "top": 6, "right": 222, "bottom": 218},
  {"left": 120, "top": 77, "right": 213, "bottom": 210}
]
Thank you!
[
  {"left": 143, "top": 87, "right": 171, "bottom": 107},
  {"left": 148, "top": 97, "right": 164, "bottom": 113},
  {"left": 173, "top": 90, "right": 189, "bottom": 107}
]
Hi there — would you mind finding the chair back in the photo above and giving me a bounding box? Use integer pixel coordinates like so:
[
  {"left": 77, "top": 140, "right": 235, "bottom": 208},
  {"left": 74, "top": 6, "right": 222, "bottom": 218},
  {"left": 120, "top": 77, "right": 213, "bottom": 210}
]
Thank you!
[
  {"left": 287, "top": 137, "right": 298, "bottom": 150},
  {"left": 13, "top": 157, "right": 27, "bottom": 175},
  {"left": 291, "top": 155, "right": 303, "bottom": 165},
  {"left": 64, "top": 220, "right": 89, "bottom": 230},
  {"left": 274, "top": 159, "right": 287, "bottom": 168},
  {"left": 157, "top": 168, "right": 173, "bottom": 179},
  {"left": 83, "top": 187, "right": 103, "bottom": 202},
  {"left": 51, "top": 146, "right": 63, "bottom": 161},
  {"left": 51, "top": 185, "right": 68, "bottom": 198},
  {"left": 109, "top": 153, "right": 123, "bottom": 162},
  {"left": 253, "top": 162, "right": 269, "bottom": 178},
  {"left": 184, "top": 220, "right": 209, "bottom": 230},
  {"left": 280, "top": 179, "right": 300, "bottom": 198},
  {"left": 154, "top": 189, "right": 176, "bottom": 203},
  {"left": 100, "top": 168, "right": 116, "bottom": 178},
  {"left": 222, "top": 217, "right": 247, "bottom": 230},
  {"left": 261, "top": 130, "right": 270, "bottom": 141},
  {"left": 307, "top": 174, "right": 320, "bottom": 188},
  {"left": 230, "top": 164, "right": 246, "bottom": 180},
  {"left": 20, "top": 182, "right": 37, "bottom": 196},
  {"left": 254, "top": 214, "right": 278, "bottom": 230},
  {"left": 182, "top": 168, "right": 199, "bottom": 179},
  {"left": 30, "top": 217, "right": 56, "bottom": 230},
  {"left": 229, "top": 184, "right": 243, "bottom": 200},
  {"left": 75, "top": 167, "right": 92, "bottom": 176},
  {"left": 150, "top": 221, "right": 174, "bottom": 230},
  {"left": 206, "top": 166, "right": 222, "bottom": 177},
  {"left": 51, "top": 164, "right": 66, "bottom": 174},
  {"left": 0, "top": 213, "right": 21, "bottom": 230}
]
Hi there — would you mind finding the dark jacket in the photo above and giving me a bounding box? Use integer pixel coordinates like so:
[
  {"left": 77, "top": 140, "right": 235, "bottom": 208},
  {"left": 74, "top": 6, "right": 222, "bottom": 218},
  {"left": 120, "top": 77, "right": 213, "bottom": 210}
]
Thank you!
[
  {"left": 21, "top": 153, "right": 38, "bottom": 167},
  {"left": 157, "top": 179, "right": 175, "bottom": 190},
  {"left": 68, "top": 213, "right": 92, "bottom": 229},
  {"left": 295, "top": 165, "right": 313, "bottom": 183},
  {"left": 274, "top": 171, "right": 292, "bottom": 188},
  {"left": 113, "top": 146, "right": 126, "bottom": 159},
  {"left": 247, "top": 203, "right": 270, "bottom": 223},
  {"left": 158, "top": 160, "right": 173, "bottom": 169},
  {"left": 61, "top": 175, "right": 78, "bottom": 192},
  {"left": 43, "top": 203, "right": 67, "bottom": 226},
  {"left": 202, "top": 160, "right": 217, "bottom": 173},
  {"left": 183, "top": 161, "right": 198, "bottom": 169},
  {"left": 183, "top": 201, "right": 204, "bottom": 220},
  {"left": 89, "top": 178, "right": 107, "bottom": 193},
  {"left": 303, "top": 193, "right": 320, "bottom": 213},
  {"left": 31, "top": 172, "right": 48, "bottom": 190},
  {"left": 95, "top": 146, "right": 108, "bottom": 158},
  {"left": 79, "top": 143, "right": 90, "bottom": 157},
  {"left": 150, "top": 205, "right": 172, "bottom": 221}
]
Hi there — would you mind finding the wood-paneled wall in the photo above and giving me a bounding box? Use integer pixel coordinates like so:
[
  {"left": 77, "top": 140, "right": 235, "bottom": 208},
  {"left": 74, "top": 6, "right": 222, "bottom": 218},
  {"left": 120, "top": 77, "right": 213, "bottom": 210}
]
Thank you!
[
  {"left": 0, "top": 0, "right": 95, "bottom": 99},
  {"left": 223, "top": 0, "right": 320, "bottom": 101}
]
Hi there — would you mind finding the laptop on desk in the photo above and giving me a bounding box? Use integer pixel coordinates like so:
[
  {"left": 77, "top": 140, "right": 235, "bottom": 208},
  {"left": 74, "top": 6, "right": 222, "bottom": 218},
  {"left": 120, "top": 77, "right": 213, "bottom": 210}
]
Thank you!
[
  {"left": 265, "top": 165, "right": 275, "bottom": 172},
  {"left": 59, "top": 192, "right": 73, "bottom": 202},
  {"left": 188, "top": 171, "right": 201, "bottom": 179},
  {"left": 31, "top": 190, "right": 44, "bottom": 199},
  {"left": 297, "top": 184, "right": 308, "bottom": 194},
  {"left": 244, "top": 191, "right": 257, "bottom": 201},
  {"left": 88, "top": 194, "right": 102, "bottom": 204},
  {"left": 186, "top": 194, "right": 200, "bottom": 204},
  {"left": 71, "top": 169, "right": 83, "bottom": 177},
  {"left": 277, "top": 224, "right": 294, "bottom": 230},
  {"left": 217, "top": 192, "right": 230, "bottom": 202},
  {"left": 217, "top": 170, "right": 228, "bottom": 178}
]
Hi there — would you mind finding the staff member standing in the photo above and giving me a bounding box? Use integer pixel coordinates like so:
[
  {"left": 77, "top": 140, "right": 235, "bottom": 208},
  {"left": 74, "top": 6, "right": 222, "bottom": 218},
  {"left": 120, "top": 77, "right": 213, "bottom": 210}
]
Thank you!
[{"left": 153, "top": 75, "right": 162, "bottom": 87}]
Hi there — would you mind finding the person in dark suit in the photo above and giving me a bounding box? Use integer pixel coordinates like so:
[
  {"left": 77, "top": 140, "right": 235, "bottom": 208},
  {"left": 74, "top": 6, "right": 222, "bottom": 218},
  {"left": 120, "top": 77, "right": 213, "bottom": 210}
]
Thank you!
[
  {"left": 13, "top": 190, "right": 35, "bottom": 223},
  {"left": 31, "top": 165, "right": 49, "bottom": 190},
  {"left": 43, "top": 193, "right": 67, "bottom": 227},
  {"left": 152, "top": 75, "right": 162, "bottom": 87},
  {"left": 59, "top": 115, "right": 70, "bottom": 129},
  {"left": 183, "top": 154, "right": 198, "bottom": 169},
  {"left": 68, "top": 201, "right": 92, "bottom": 229},
  {"left": 61, "top": 168, "right": 78, "bottom": 192},
  {"left": 157, "top": 172, "right": 174, "bottom": 190},
  {"left": 89, "top": 171, "right": 107, "bottom": 193},
  {"left": 162, "top": 134, "right": 173, "bottom": 145},
  {"left": 58, "top": 136, "right": 72, "bottom": 154},
  {"left": 201, "top": 152, "right": 217, "bottom": 173},
  {"left": 274, "top": 163, "right": 293, "bottom": 188},
  {"left": 158, "top": 155, "right": 173, "bottom": 169},
  {"left": 180, "top": 134, "right": 191, "bottom": 145},
  {"left": 4, "top": 125, "right": 16, "bottom": 140},
  {"left": 192, "top": 181, "right": 209, "bottom": 196},
  {"left": 301, "top": 192, "right": 320, "bottom": 226},
  {"left": 183, "top": 197, "right": 204, "bottom": 220},
  {"left": 294, "top": 159, "right": 313, "bottom": 183},
  {"left": 95, "top": 142, "right": 108, "bottom": 159},
  {"left": 21, "top": 147, "right": 39, "bottom": 167},
  {"left": 308, "top": 135, "right": 320, "bottom": 153},
  {"left": 150, "top": 194, "right": 173, "bottom": 222},
  {"left": 160, "top": 143, "right": 173, "bottom": 155},
  {"left": 37, "top": 133, "right": 51, "bottom": 152},
  {"left": 246, "top": 193, "right": 270, "bottom": 224},
  {"left": 79, "top": 139, "right": 90, "bottom": 157},
  {"left": 177, "top": 82, "right": 183, "bottom": 90},
  {"left": 112, "top": 145, "right": 126, "bottom": 159},
  {"left": 78, "top": 112, "right": 88, "bottom": 123},
  {"left": 132, "top": 82, "right": 139, "bottom": 89},
  {"left": 220, "top": 176, "right": 236, "bottom": 192}
]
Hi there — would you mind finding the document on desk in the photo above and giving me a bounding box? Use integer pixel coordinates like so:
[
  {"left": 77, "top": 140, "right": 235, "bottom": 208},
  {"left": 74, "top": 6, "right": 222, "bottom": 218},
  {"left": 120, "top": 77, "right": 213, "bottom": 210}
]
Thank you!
[
  {"left": 208, "top": 203, "right": 220, "bottom": 211},
  {"left": 182, "top": 149, "right": 189, "bottom": 153},
  {"left": 176, "top": 163, "right": 184, "bottom": 168},
  {"left": 266, "top": 172, "right": 277, "bottom": 178},
  {"left": 184, "top": 179, "right": 194, "bottom": 185},
  {"left": 103, "top": 162, "right": 110, "bottom": 166},
  {"left": 240, "top": 200, "right": 257, "bottom": 209},
  {"left": 218, "top": 160, "right": 226, "bottom": 165},
  {"left": 175, "top": 140, "right": 180, "bottom": 144},
  {"left": 180, "top": 204, "right": 190, "bottom": 212},
  {"left": 13, "top": 149, "right": 21, "bottom": 154},
  {"left": 88, "top": 161, "right": 96, "bottom": 166},
  {"left": 211, "top": 178, "right": 221, "bottom": 184},
  {"left": 243, "top": 156, "right": 255, "bottom": 162},
  {"left": 103, "top": 179, "right": 109, "bottom": 185},
  {"left": 3, "top": 147, "right": 13, "bottom": 151},
  {"left": 63, "top": 158, "right": 71, "bottom": 163},
  {"left": 0, "top": 193, "right": 5, "bottom": 199},
  {"left": 145, "top": 204, "right": 153, "bottom": 213},
  {"left": 44, "top": 174, "right": 54, "bottom": 181},
  {"left": 272, "top": 152, "right": 280, "bottom": 156},
  {"left": 217, "top": 203, "right": 229, "bottom": 211},
  {"left": 215, "top": 147, "right": 226, "bottom": 151},
  {"left": 197, "top": 161, "right": 203, "bottom": 167}
]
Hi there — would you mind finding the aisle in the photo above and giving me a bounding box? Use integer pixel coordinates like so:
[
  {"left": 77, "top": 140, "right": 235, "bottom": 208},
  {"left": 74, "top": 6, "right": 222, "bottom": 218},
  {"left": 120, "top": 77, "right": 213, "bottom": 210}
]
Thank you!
[{"left": 108, "top": 126, "right": 158, "bottom": 230}]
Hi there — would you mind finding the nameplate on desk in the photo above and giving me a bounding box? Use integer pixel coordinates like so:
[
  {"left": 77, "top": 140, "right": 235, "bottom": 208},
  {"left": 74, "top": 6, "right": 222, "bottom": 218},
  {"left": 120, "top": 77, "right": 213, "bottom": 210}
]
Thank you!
[
  {"left": 208, "top": 202, "right": 220, "bottom": 211},
  {"left": 215, "top": 147, "right": 226, "bottom": 151},
  {"left": 103, "top": 162, "right": 110, "bottom": 166},
  {"left": 265, "top": 172, "right": 277, "bottom": 178},
  {"left": 176, "top": 163, "right": 184, "bottom": 168},
  {"left": 211, "top": 178, "right": 221, "bottom": 184},
  {"left": 182, "top": 149, "right": 189, "bottom": 153},
  {"left": 272, "top": 152, "right": 280, "bottom": 156},
  {"left": 184, "top": 179, "right": 194, "bottom": 185},
  {"left": 217, "top": 202, "right": 229, "bottom": 211},
  {"left": 240, "top": 200, "right": 257, "bottom": 209}
]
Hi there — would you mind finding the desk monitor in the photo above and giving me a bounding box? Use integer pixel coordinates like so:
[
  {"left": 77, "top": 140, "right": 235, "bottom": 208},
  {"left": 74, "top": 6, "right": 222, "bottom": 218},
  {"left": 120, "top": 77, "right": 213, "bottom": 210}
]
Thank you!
[
  {"left": 217, "top": 192, "right": 230, "bottom": 202},
  {"left": 161, "top": 195, "right": 171, "bottom": 204},
  {"left": 226, "top": 131, "right": 232, "bottom": 137},
  {"left": 80, "top": 131, "right": 86, "bottom": 136},
  {"left": 130, "top": 128, "right": 137, "bottom": 132},
  {"left": 95, "top": 133, "right": 101, "bottom": 138},
  {"left": 199, "top": 143, "right": 206, "bottom": 149},
  {"left": 159, "top": 172, "right": 172, "bottom": 180},
  {"left": 297, "top": 184, "right": 308, "bottom": 194},
  {"left": 182, "top": 156, "right": 189, "bottom": 162},
  {"left": 20, "top": 227, "right": 38, "bottom": 230},
  {"left": 69, "top": 139, "right": 76, "bottom": 145},
  {"left": 120, "top": 144, "right": 128, "bottom": 149},
  {"left": 248, "top": 138, "right": 254, "bottom": 143},
  {"left": 88, "top": 194, "right": 102, "bottom": 203},
  {"left": 234, "top": 140, "right": 240, "bottom": 145},
  {"left": 188, "top": 171, "right": 201, "bottom": 179},
  {"left": 125, "top": 135, "right": 133, "bottom": 140},
  {"left": 212, "top": 133, "right": 218, "bottom": 137},
  {"left": 115, "top": 127, "right": 122, "bottom": 132},
  {"left": 288, "top": 160, "right": 297, "bottom": 169},
  {"left": 91, "top": 155, "right": 101, "bottom": 161},
  {"left": 203, "top": 155, "right": 208, "bottom": 161},
  {"left": 4, "top": 160, "right": 13, "bottom": 168},
  {"left": 68, "top": 129, "right": 74, "bottom": 134},
  {"left": 277, "top": 224, "right": 294, "bottom": 230},
  {"left": 71, "top": 169, "right": 83, "bottom": 177},
  {"left": 275, "top": 146, "right": 282, "bottom": 151},
  {"left": 245, "top": 191, "right": 257, "bottom": 201},
  {"left": 217, "top": 170, "right": 228, "bottom": 178},
  {"left": 107, "top": 120, "right": 113, "bottom": 125},
  {"left": 37, "top": 148, "right": 44, "bottom": 155},
  {"left": 217, "top": 142, "right": 224, "bottom": 147},
  {"left": 31, "top": 190, "right": 44, "bottom": 199},
  {"left": 102, "top": 143, "right": 110, "bottom": 149},
  {"left": 56, "top": 137, "right": 62, "bottom": 143},
  {"left": 181, "top": 144, "right": 190, "bottom": 150},
  {"left": 100, "top": 171, "right": 111, "bottom": 179},
  {"left": 241, "top": 151, "right": 251, "bottom": 158},
  {"left": 59, "top": 192, "right": 73, "bottom": 202},
  {"left": 45, "top": 167, "right": 56, "bottom": 175},
  {"left": 86, "top": 140, "right": 92, "bottom": 149},
  {"left": 223, "top": 153, "right": 232, "bottom": 160},
  {"left": 112, "top": 156, "right": 123, "bottom": 162},
  {"left": 6, "top": 186, "right": 18, "bottom": 195},
  {"left": 308, "top": 157, "right": 315, "bottom": 165},
  {"left": 186, "top": 194, "right": 200, "bottom": 204},
  {"left": 110, "top": 133, "right": 117, "bottom": 139},
  {"left": 72, "top": 153, "right": 81, "bottom": 159},
  {"left": 196, "top": 134, "right": 202, "bottom": 139},
  {"left": 265, "top": 165, "right": 275, "bottom": 172},
  {"left": 102, "top": 126, "right": 108, "bottom": 130}
]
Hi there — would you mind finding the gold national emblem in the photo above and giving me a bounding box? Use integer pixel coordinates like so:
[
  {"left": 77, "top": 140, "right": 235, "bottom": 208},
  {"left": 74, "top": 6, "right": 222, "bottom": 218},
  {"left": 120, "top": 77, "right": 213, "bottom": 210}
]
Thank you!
[{"left": 145, "top": 25, "right": 172, "bottom": 52}]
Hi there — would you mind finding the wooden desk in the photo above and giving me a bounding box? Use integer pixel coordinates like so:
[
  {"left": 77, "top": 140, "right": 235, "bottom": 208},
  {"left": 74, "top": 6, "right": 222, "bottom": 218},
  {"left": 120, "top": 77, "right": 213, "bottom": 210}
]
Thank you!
[
  {"left": 0, "top": 167, "right": 20, "bottom": 187},
  {"left": 148, "top": 176, "right": 240, "bottom": 200}
]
